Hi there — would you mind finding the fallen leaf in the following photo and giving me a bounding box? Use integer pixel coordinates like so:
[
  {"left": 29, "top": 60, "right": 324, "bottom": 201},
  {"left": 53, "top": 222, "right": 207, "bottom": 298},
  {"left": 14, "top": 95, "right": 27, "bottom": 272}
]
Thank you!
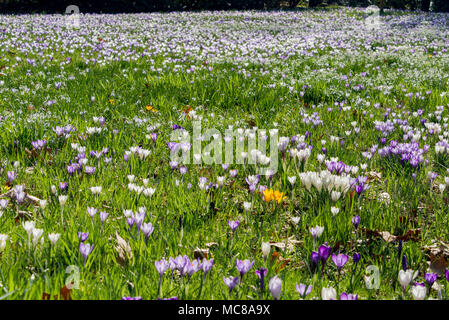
[
  {"left": 114, "top": 232, "right": 133, "bottom": 266},
  {"left": 60, "top": 285, "right": 72, "bottom": 300},
  {"left": 193, "top": 248, "right": 209, "bottom": 260}
]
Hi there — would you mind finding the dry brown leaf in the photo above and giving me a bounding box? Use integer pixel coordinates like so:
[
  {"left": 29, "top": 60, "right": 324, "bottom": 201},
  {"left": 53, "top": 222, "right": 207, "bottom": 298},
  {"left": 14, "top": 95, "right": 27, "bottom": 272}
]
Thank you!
[
  {"left": 361, "top": 228, "right": 421, "bottom": 243},
  {"left": 269, "top": 237, "right": 301, "bottom": 254},
  {"left": 115, "top": 232, "right": 133, "bottom": 266},
  {"left": 193, "top": 248, "right": 209, "bottom": 260}
]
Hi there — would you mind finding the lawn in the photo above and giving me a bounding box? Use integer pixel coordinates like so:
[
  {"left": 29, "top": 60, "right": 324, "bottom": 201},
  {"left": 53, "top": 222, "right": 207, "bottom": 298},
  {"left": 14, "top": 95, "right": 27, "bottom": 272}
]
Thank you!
[{"left": 0, "top": 7, "right": 449, "bottom": 300}]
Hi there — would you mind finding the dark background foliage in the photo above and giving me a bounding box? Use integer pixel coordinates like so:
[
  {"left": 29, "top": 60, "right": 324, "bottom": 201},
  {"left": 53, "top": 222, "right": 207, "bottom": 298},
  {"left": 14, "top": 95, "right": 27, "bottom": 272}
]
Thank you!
[{"left": 0, "top": 0, "right": 447, "bottom": 13}]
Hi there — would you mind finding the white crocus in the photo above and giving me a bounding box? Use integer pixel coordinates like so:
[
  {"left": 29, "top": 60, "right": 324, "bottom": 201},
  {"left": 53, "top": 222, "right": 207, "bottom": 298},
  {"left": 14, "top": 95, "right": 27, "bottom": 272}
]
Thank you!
[{"left": 321, "top": 287, "right": 337, "bottom": 300}]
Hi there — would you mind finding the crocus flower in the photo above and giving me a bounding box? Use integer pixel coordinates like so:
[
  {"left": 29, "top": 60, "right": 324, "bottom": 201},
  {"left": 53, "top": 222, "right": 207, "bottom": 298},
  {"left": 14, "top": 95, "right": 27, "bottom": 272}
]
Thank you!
[
  {"left": 202, "top": 258, "right": 214, "bottom": 276},
  {"left": 100, "top": 211, "right": 109, "bottom": 224},
  {"left": 351, "top": 216, "right": 360, "bottom": 229},
  {"left": 398, "top": 269, "right": 418, "bottom": 293},
  {"left": 48, "top": 233, "right": 60, "bottom": 246},
  {"left": 228, "top": 220, "right": 240, "bottom": 234},
  {"left": 235, "top": 259, "right": 254, "bottom": 280},
  {"left": 321, "top": 287, "right": 337, "bottom": 300},
  {"left": 80, "top": 242, "right": 94, "bottom": 266},
  {"left": 155, "top": 258, "right": 169, "bottom": 276},
  {"left": 87, "top": 207, "right": 97, "bottom": 220},
  {"left": 255, "top": 268, "right": 267, "bottom": 295},
  {"left": 402, "top": 254, "right": 407, "bottom": 271},
  {"left": 318, "top": 244, "right": 331, "bottom": 274},
  {"left": 311, "top": 251, "right": 319, "bottom": 271},
  {"left": 332, "top": 253, "right": 349, "bottom": 273},
  {"left": 78, "top": 232, "right": 89, "bottom": 242},
  {"left": 446, "top": 269, "right": 449, "bottom": 282},
  {"left": 411, "top": 282, "right": 426, "bottom": 300},
  {"left": 7, "top": 171, "right": 16, "bottom": 182},
  {"left": 424, "top": 272, "right": 438, "bottom": 287},
  {"left": 353, "top": 252, "right": 361, "bottom": 264},
  {"left": 296, "top": 283, "right": 313, "bottom": 299},
  {"left": 309, "top": 226, "right": 324, "bottom": 240},
  {"left": 261, "top": 242, "right": 271, "bottom": 261},
  {"left": 340, "top": 292, "right": 358, "bottom": 300},
  {"left": 141, "top": 222, "right": 154, "bottom": 239},
  {"left": 223, "top": 276, "right": 239, "bottom": 293},
  {"left": 268, "top": 276, "right": 282, "bottom": 300}
]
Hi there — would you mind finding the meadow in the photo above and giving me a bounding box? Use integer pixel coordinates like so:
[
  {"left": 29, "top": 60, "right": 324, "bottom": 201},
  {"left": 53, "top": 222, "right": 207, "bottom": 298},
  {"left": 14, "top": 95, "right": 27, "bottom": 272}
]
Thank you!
[{"left": 0, "top": 7, "right": 449, "bottom": 300}]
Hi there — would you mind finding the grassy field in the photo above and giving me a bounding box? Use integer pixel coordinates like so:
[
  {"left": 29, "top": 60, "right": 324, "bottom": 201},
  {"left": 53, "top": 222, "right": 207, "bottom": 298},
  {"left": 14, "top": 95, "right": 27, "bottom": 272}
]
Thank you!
[{"left": 0, "top": 7, "right": 449, "bottom": 300}]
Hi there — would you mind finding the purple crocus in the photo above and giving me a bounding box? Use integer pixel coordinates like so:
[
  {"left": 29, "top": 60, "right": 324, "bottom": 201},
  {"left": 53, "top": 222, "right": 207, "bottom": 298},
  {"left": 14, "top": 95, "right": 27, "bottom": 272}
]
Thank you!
[
  {"left": 223, "top": 276, "right": 239, "bottom": 293},
  {"left": 255, "top": 268, "right": 267, "bottom": 296},
  {"left": 318, "top": 244, "right": 331, "bottom": 275},
  {"left": 332, "top": 253, "right": 349, "bottom": 273},
  {"left": 7, "top": 171, "right": 15, "bottom": 183},
  {"left": 155, "top": 258, "right": 169, "bottom": 276},
  {"left": 235, "top": 259, "right": 254, "bottom": 280},
  {"left": 352, "top": 215, "right": 360, "bottom": 229},
  {"left": 202, "top": 258, "right": 214, "bottom": 277},
  {"left": 78, "top": 232, "right": 89, "bottom": 242},
  {"left": 150, "top": 133, "right": 158, "bottom": 143},
  {"left": 228, "top": 220, "right": 240, "bottom": 234},
  {"left": 141, "top": 222, "right": 154, "bottom": 239},
  {"left": 424, "top": 272, "right": 438, "bottom": 287},
  {"left": 79, "top": 242, "right": 94, "bottom": 266},
  {"left": 59, "top": 182, "right": 68, "bottom": 192},
  {"left": 87, "top": 207, "right": 97, "bottom": 221},
  {"left": 296, "top": 283, "right": 313, "bottom": 299},
  {"left": 353, "top": 252, "right": 361, "bottom": 264},
  {"left": 100, "top": 211, "right": 109, "bottom": 224},
  {"left": 311, "top": 251, "right": 319, "bottom": 271},
  {"left": 402, "top": 254, "right": 407, "bottom": 271},
  {"left": 340, "top": 292, "right": 358, "bottom": 300}
]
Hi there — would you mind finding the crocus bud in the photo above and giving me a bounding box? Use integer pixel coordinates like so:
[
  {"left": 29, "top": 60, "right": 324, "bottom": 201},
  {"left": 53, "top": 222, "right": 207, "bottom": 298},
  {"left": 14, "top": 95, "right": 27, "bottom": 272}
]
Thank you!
[
  {"left": 268, "top": 276, "right": 282, "bottom": 300},
  {"left": 261, "top": 242, "right": 271, "bottom": 259},
  {"left": 321, "top": 287, "right": 337, "bottom": 300}
]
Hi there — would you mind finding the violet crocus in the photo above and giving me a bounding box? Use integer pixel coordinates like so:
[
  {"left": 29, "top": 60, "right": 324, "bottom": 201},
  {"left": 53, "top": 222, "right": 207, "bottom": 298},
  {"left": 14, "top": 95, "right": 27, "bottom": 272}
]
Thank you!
[
  {"left": 332, "top": 253, "right": 349, "bottom": 278},
  {"left": 228, "top": 220, "right": 240, "bottom": 235},
  {"left": 59, "top": 182, "right": 68, "bottom": 192},
  {"left": 424, "top": 272, "right": 438, "bottom": 288},
  {"left": 223, "top": 276, "right": 239, "bottom": 293},
  {"left": 351, "top": 216, "right": 360, "bottom": 229},
  {"left": 318, "top": 244, "right": 331, "bottom": 274},
  {"left": 7, "top": 171, "right": 15, "bottom": 183},
  {"left": 78, "top": 232, "right": 88, "bottom": 242},
  {"left": 402, "top": 254, "right": 407, "bottom": 271},
  {"left": 353, "top": 252, "right": 361, "bottom": 264},
  {"left": 87, "top": 207, "right": 97, "bottom": 221},
  {"left": 255, "top": 268, "right": 267, "bottom": 297},
  {"left": 150, "top": 133, "right": 158, "bottom": 143},
  {"left": 80, "top": 242, "right": 94, "bottom": 266},
  {"left": 202, "top": 258, "right": 214, "bottom": 277},
  {"left": 296, "top": 283, "right": 313, "bottom": 299},
  {"left": 235, "top": 259, "right": 254, "bottom": 280},
  {"left": 155, "top": 258, "right": 169, "bottom": 276},
  {"left": 340, "top": 292, "right": 358, "bottom": 300},
  {"left": 311, "top": 251, "right": 319, "bottom": 271},
  {"left": 141, "top": 222, "right": 154, "bottom": 240},
  {"left": 100, "top": 211, "right": 109, "bottom": 224}
]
